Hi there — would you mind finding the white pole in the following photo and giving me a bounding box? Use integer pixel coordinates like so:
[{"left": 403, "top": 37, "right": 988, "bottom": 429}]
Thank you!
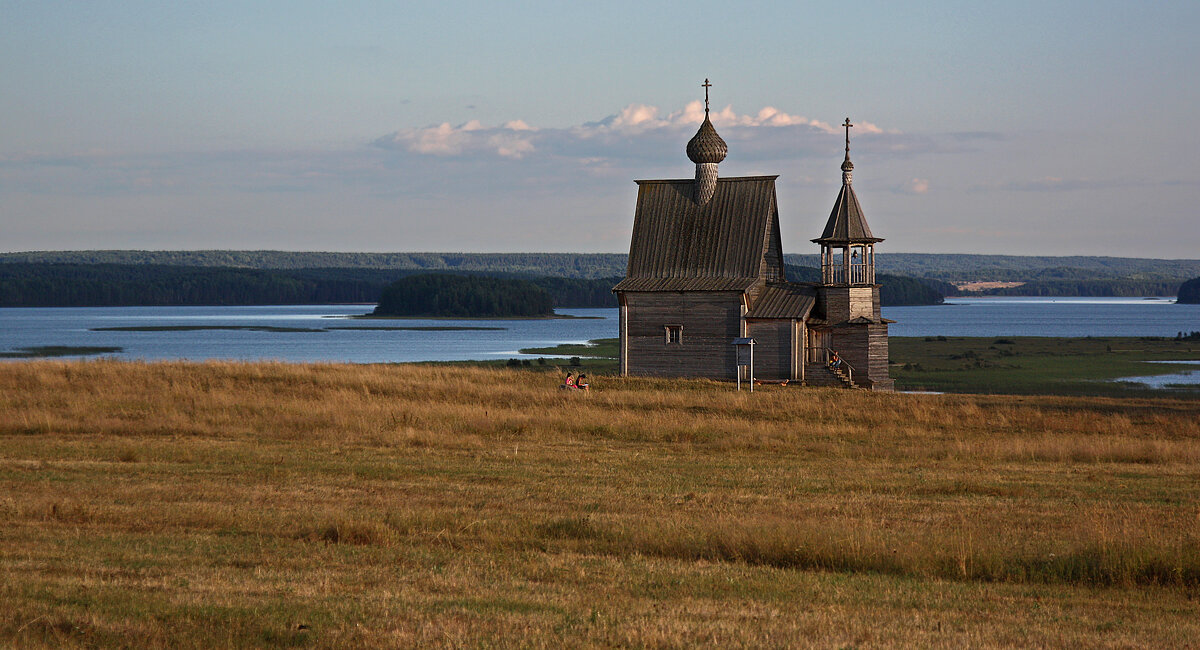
[{"left": 749, "top": 344, "right": 754, "bottom": 393}]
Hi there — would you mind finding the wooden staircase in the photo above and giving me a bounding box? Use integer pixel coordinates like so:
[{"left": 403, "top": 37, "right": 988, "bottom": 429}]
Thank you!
[{"left": 804, "top": 363, "right": 858, "bottom": 389}]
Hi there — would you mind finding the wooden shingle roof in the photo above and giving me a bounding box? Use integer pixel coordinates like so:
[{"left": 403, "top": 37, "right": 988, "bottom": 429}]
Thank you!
[
  {"left": 744, "top": 282, "right": 817, "bottom": 319},
  {"left": 812, "top": 183, "right": 882, "bottom": 245},
  {"left": 613, "top": 176, "right": 784, "bottom": 292}
]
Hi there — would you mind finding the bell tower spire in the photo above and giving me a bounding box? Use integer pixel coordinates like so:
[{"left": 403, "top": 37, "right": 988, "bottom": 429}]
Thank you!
[
  {"left": 841, "top": 117, "right": 854, "bottom": 185},
  {"left": 813, "top": 117, "right": 882, "bottom": 286},
  {"left": 686, "top": 78, "right": 727, "bottom": 205}
]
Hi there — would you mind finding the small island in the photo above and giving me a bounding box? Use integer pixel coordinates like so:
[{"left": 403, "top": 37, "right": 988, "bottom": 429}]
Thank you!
[
  {"left": 372, "top": 273, "right": 555, "bottom": 318},
  {"left": 1178, "top": 277, "right": 1200, "bottom": 304}
]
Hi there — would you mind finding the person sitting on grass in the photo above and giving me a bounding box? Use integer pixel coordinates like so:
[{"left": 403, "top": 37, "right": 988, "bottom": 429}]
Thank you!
[
  {"left": 576, "top": 374, "right": 589, "bottom": 391},
  {"left": 562, "top": 373, "right": 575, "bottom": 390}
]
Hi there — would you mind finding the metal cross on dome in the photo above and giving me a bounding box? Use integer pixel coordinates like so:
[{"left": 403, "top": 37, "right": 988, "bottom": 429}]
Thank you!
[
  {"left": 702, "top": 79, "right": 712, "bottom": 113},
  {"left": 843, "top": 117, "right": 853, "bottom": 153}
]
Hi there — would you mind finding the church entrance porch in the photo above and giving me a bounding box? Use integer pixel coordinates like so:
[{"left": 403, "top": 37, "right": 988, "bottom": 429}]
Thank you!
[{"left": 808, "top": 328, "right": 832, "bottom": 364}]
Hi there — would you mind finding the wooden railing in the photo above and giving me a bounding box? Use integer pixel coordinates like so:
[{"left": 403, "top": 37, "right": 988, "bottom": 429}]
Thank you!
[
  {"left": 821, "top": 262, "right": 873, "bottom": 284},
  {"left": 815, "top": 347, "right": 854, "bottom": 386}
]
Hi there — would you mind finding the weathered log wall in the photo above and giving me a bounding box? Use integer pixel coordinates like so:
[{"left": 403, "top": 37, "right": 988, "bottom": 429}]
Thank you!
[
  {"left": 622, "top": 291, "right": 744, "bottom": 378},
  {"left": 830, "top": 323, "right": 893, "bottom": 390},
  {"left": 746, "top": 319, "right": 792, "bottom": 381}
]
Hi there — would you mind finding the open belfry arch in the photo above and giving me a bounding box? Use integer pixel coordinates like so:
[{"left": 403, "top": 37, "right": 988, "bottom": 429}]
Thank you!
[{"left": 612, "top": 82, "right": 894, "bottom": 390}]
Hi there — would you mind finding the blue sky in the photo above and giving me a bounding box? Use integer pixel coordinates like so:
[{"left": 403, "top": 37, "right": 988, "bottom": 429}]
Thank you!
[{"left": 2, "top": 1, "right": 1197, "bottom": 256}]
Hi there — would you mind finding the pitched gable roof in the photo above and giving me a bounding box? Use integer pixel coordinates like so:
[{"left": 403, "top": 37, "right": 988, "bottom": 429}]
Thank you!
[
  {"left": 812, "top": 184, "right": 882, "bottom": 245},
  {"left": 613, "top": 176, "right": 782, "bottom": 292}
]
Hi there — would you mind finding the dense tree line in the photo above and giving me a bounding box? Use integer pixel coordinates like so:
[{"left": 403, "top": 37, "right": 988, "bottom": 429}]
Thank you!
[
  {"left": 0, "top": 263, "right": 948, "bottom": 308},
  {"left": 373, "top": 274, "right": 554, "bottom": 317},
  {"left": 972, "top": 280, "right": 1182, "bottom": 298},
  {"left": 784, "top": 265, "right": 944, "bottom": 305},
  {"left": 0, "top": 251, "right": 630, "bottom": 279},
  {"left": 1175, "top": 277, "right": 1200, "bottom": 304},
  {"left": 0, "top": 264, "right": 618, "bottom": 309},
  {"left": 829, "top": 254, "right": 1200, "bottom": 281},
  {"left": 0, "top": 264, "right": 375, "bottom": 307},
  {"left": 20, "top": 261, "right": 1181, "bottom": 307},
  {"left": 529, "top": 276, "right": 621, "bottom": 307},
  {"left": 6, "top": 251, "right": 1198, "bottom": 285}
]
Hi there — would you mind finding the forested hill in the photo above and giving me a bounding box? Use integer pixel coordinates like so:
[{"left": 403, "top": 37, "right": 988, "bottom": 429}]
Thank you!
[
  {"left": 784, "top": 266, "right": 945, "bottom": 306},
  {"left": 2, "top": 252, "right": 1193, "bottom": 303},
  {"left": 0, "top": 263, "right": 942, "bottom": 308},
  {"left": 373, "top": 274, "right": 553, "bottom": 318},
  {"left": 0, "top": 264, "right": 619, "bottom": 309},
  {"left": 0, "top": 251, "right": 628, "bottom": 278},
  {"left": 4, "top": 250, "right": 1198, "bottom": 282},
  {"left": 1178, "top": 277, "right": 1200, "bottom": 304}
]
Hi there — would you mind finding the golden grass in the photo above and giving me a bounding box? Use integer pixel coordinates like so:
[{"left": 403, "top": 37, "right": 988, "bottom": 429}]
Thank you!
[{"left": 1, "top": 360, "right": 1198, "bottom": 647}]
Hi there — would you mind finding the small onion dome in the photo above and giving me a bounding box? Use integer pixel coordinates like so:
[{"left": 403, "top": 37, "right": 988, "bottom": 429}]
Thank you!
[
  {"left": 841, "top": 153, "right": 854, "bottom": 173},
  {"left": 686, "top": 116, "right": 728, "bottom": 164}
]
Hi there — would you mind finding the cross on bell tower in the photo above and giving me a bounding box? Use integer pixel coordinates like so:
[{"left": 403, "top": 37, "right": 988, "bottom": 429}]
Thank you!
[
  {"left": 813, "top": 116, "right": 881, "bottom": 287},
  {"left": 841, "top": 118, "right": 855, "bottom": 184}
]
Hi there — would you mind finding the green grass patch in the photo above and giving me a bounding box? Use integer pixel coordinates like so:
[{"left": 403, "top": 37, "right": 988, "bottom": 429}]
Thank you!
[
  {"left": 891, "top": 336, "right": 1200, "bottom": 397},
  {"left": 519, "top": 338, "right": 618, "bottom": 358},
  {"left": 0, "top": 345, "right": 124, "bottom": 358}
]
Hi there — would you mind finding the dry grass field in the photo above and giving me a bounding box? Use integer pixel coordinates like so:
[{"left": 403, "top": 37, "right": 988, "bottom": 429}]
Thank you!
[{"left": 1, "top": 360, "right": 1198, "bottom": 648}]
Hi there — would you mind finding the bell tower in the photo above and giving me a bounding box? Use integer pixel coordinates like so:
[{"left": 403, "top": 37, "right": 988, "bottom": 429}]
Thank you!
[
  {"left": 810, "top": 118, "right": 893, "bottom": 391},
  {"left": 813, "top": 118, "right": 883, "bottom": 323}
]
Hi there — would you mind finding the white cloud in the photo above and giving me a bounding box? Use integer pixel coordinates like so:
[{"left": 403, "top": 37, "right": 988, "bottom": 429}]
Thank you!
[
  {"left": 377, "top": 119, "right": 538, "bottom": 158},
  {"left": 373, "top": 102, "right": 889, "bottom": 165},
  {"left": 405, "top": 122, "right": 470, "bottom": 155},
  {"left": 903, "top": 177, "right": 930, "bottom": 194},
  {"left": 609, "top": 103, "right": 663, "bottom": 129},
  {"left": 487, "top": 132, "right": 535, "bottom": 159},
  {"left": 856, "top": 121, "right": 886, "bottom": 134}
]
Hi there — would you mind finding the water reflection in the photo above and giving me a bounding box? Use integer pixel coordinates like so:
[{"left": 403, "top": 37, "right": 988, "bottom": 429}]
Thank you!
[{"left": 1112, "top": 361, "right": 1200, "bottom": 388}]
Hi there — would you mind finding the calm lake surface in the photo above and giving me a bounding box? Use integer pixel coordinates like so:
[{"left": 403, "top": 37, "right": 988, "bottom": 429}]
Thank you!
[
  {"left": 887, "top": 297, "right": 1197, "bottom": 338},
  {"left": 0, "top": 297, "right": 1196, "bottom": 363}
]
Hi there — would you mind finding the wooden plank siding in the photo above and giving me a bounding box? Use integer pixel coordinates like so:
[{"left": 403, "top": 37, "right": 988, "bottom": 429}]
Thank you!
[
  {"left": 819, "top": 285, "right": 879, "bottom": 324},
  {"left": 866, "top": 323, "right": 894, "bottom": 391},
  {"left": 830, "top": 323, "right": 893, "bottom": 390},
  {"left": 746, "top": 319, "right": 793, "bottom": 381},
  {"left": 622, "top": 291, "right": 744, "bottom": 378}
]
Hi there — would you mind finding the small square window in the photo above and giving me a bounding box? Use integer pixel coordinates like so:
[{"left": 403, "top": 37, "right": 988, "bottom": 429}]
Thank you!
[{"left": 665, "top": 325, "right": 683, "bottom": 344}]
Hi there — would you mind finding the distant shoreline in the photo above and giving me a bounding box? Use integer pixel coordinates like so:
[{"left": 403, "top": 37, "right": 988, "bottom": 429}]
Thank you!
[{"left": 350, "top": 313, "right": 603, "bottom": 321}]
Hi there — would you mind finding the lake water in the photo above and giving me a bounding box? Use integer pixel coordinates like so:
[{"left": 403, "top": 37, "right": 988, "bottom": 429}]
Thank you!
[
  {"left": 0, "top": 297, "right": 1196, "bottom": 364},
  {"left": 886, "top": 297, "right": 1197, "bottom": 338},
  {"left": 0, "top": 306, "right": 618, "bottom": 364},
  {"left": 1113, "top": 361, "right": 1200, "bottom": 388}
]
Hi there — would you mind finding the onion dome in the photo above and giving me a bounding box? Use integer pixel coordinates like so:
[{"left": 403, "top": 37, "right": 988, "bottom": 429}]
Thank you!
[{"left": 686, "top": 116, "right": 727, "bottom": 164}]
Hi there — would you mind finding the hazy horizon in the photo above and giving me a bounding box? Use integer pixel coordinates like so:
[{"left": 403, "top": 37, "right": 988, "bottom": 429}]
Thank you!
[
  {"left": 3, "top": 2, "right": 1196, "bottom": 257},
  {"left": 4, "top": 249, "right": 1199, "bottom": 264}
]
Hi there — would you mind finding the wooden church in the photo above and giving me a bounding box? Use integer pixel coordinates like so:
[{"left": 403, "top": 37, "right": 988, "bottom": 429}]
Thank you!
[{"left": 612, "top": 85, "right": 894, "bottom": 390}]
